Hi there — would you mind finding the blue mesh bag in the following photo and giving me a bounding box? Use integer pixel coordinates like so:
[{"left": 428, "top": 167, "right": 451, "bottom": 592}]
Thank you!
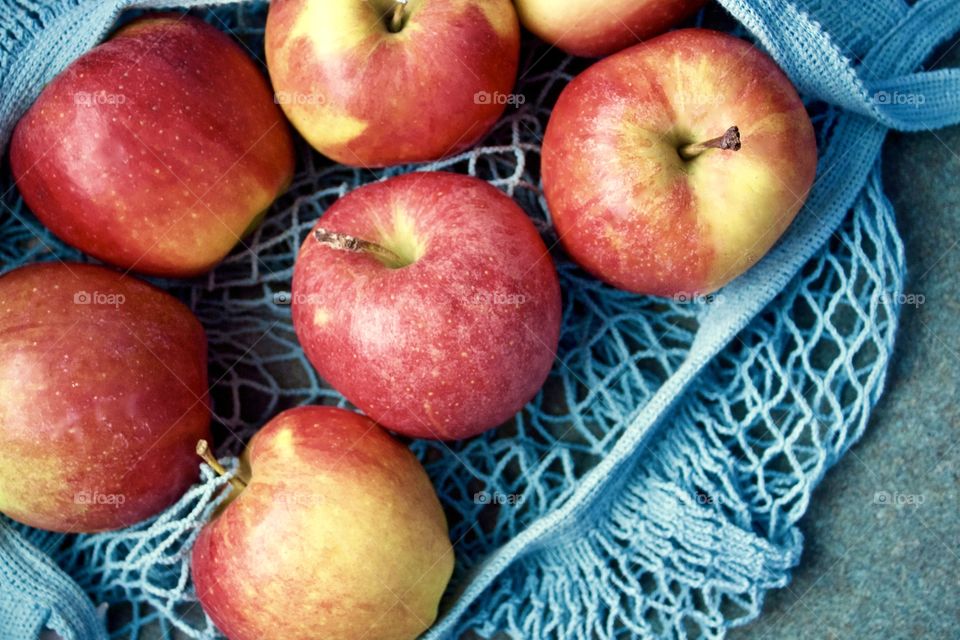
[{"left": 2, "top": 0, "right": 960, "bottom": 638}]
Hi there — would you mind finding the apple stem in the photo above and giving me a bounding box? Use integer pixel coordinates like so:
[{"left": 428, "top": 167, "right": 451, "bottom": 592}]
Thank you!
[
  {"left": 678, "top": 126, "right": 742, "bottom": 160},
  {"left": 388, "top": 0, "right": 408, "bottom": 33},
  {"left": 196, "top": 440, "right": 247, "bottom": 492},
  {"left": 313, "top": 227, "right": 403, "bottom": 265}
]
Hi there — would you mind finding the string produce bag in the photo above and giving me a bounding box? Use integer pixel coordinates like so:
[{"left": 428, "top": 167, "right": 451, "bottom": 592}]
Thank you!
[{"left": 1, "top": 0, "right": 959, "bottom": 638}]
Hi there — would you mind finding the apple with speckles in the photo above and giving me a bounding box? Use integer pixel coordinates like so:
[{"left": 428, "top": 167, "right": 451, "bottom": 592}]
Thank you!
[
  {"left": 265, "top": 0, "right": 520, "bottom": 167},
  {"left": 191, "top": 406, "right": 453, "bottom": 640},
  {"left": 516, "top": 0, "right": 707, "bottom": 57},
  {"left": 10, "top": 15, "right": 294, "bottom": 277},
  {"left": 541, "top": 29, "right": 818, "bottom": 297},
  {"left": 291, "top": 172, "right": 561, "bottom": 440},
  {"left": 0, "top": 262, "right": 210, "bottom": 532}
]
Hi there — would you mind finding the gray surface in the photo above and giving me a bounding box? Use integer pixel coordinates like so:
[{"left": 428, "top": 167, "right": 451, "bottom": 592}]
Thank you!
[{"left": 733, "top": 45, "right": 960, "bottom": 640}]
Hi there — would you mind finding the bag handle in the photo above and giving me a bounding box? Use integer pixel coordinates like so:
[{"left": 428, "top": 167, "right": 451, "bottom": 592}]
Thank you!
[{"left": 0, "top": 519, "right": 107, "bottom": 640}]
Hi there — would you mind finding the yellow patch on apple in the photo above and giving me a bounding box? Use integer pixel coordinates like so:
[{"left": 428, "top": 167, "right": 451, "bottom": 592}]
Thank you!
[
  {"left": 312, "top": 309, "right": 330, "bottom": 326},
  {"left": 373, "top": 206, "right": 428, "bottom": 268},
  {"left": 692, "top": 154, "right": 788, "bottom": 289},
  {"left": 285, "top": 0, "right": 375, "bottom": 57},
  {"left": 293, "top": 109, "right": 369, "bottom": 154},
  {"left": 453, "top": 0, "right": 518, "bottom": 37}
]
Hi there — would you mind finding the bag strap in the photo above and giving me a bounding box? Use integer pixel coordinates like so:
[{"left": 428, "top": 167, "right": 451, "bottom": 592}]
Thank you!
[{"left": 0, "top": 520, "right": 107, "bottom": 640}]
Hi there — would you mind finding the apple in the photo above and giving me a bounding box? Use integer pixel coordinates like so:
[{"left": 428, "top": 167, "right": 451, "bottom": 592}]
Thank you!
[
  {"left": 265, "top": 0, "right": 520, "bottom": 167},
  {"left": 516, "top": 0, "right": 707, "bottom": 57},
  {"left": 10, "top": 15, "right": 294, "bottom": 277},
  {"left": 291, "top": 172, "right": 561, "bottom": 440},
  {"left": 0, "top": 262, "right": 210, "bottom": 532},
  {"left": 191, "top": 406, "right": 453, "bottom": 640},
  {"left": 541, "top": 29, "right": 818, "bottom": 297}
]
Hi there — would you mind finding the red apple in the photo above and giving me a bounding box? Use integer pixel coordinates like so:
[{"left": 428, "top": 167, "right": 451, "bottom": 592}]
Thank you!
[
  {"left": 191, "top": 406, "right": 453, "bottom": 640},
  {"left": 0, "top": 262, "right": 210, "bottom": 532},
  {"left": 516, "top": 0, "right": 707, "bottom": 57},
  {"left": 291, "top": 172, "right": 561, "bottom": 440},
  {"left": 541, "top": 29, "right": 818, "bottom": 297},
  {"left": 265, "top": 0, "right": 520, "bottom": 167},
  {"left": 10, "top": 15, "right": 294, "bottom": 277}
]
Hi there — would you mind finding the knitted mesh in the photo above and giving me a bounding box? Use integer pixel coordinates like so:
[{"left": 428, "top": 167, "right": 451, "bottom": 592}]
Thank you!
[{"left": 1, "top": 1, "right": 958, "bottom": 639}]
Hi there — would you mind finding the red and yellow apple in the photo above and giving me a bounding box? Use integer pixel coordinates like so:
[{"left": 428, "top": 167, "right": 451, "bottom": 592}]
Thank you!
[
  {"left": 265, "top": 0, "right": 520, "bottom": 167},
  {"left": 0, "top": 263, "right": 210, "bottom": 532},
  {"left": 191, "top": 406, "right": 453, "bottom": 640},
  {"left": 542, "top": 29, "right": 818, "bottom": 297},
  {"left": 10, "top": 15, "right": 294, "bottom": 277},
  {"left": 291, "top": 172, "right": 561, "bottom": 440},
  {"left": 516, "top": 0, "right": 707, "bottom": 57}
]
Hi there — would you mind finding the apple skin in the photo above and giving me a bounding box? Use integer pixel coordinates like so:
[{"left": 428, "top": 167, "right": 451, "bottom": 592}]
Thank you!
[
  {"left": 10, "top": 15, "right": 294, "bottom": 278},
  {"left": 265, "top": 0, "right": 520, "bottom": 167},
  {"left": 516, "top": 0, "right": 707, "bottom": 57},
  {"left": 541, "top": 29, "right": 818, "bottom": 297},
  {"left": 191, "top": 406, "right": 454, "bottom": 640},
  {"left": 291, "top": 172, "right": 561, "bottom": 440},
  {"left": 0, "top": 263, "right": 210, "bottom": 532}
]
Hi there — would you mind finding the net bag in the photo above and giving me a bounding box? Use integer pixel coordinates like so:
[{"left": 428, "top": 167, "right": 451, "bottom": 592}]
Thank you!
[{"left": 2, "top": 0, "right": 959, "bottom": 638}]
